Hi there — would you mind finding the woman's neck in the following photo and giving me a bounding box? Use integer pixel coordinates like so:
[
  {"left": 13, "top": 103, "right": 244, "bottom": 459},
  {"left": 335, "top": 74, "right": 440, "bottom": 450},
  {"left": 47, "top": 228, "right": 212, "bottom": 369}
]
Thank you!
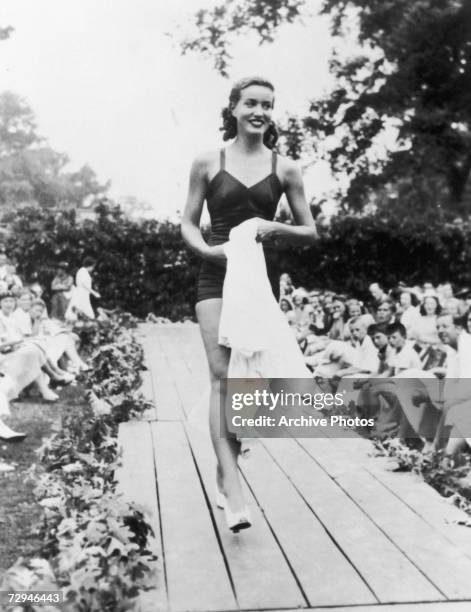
[{"left": 232, "top": 135, "right": 264, "bottom": 155}]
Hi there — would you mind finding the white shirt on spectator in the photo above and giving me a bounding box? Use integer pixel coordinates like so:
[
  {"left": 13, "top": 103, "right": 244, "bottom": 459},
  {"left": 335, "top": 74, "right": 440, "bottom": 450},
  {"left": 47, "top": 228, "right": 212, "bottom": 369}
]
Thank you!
[
  {"left": 11, "top": 308, "right": 32, "bottom": 337},
  {"left": 349, "top": 334, "right": 379, "bottom": 374},
  {"left": 389, "top": 342, "right": 422, "bottom": 374},
  {"left": 445, "top": 331, "right": 471, "bottom": 378},
  {"left": 400, "top": 307, "right": 421, "bottom": 338},
  {"left": 0, "top": 311, "right": 23, "bottom": 343}
]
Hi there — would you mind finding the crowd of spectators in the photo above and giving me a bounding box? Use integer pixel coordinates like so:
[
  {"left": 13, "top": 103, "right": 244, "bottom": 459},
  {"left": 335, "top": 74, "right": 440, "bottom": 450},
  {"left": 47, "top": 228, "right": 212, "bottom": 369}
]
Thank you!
[
  {"left": 0, "top": 254, "right": 100, "bottom": 443},
  {"left": 280, "top": 274, "right": 471, "bottom": 456}
]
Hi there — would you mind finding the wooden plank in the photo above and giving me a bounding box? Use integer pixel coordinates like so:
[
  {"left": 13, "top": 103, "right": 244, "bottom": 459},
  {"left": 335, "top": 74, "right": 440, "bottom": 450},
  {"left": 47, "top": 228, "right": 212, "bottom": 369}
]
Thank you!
[
  {"left": 264, "top": 437, "right": 442, "bottom": 603},
  {"left": 116, "top": 421, "right": 167, "bottom": 611},
  {"left": 146, "top": 330, "right": 186, "bottom": 421},
  {"left": 151, "top": 421, "right": 236, "bottom": 612},
  {"left": 299, "top": 436, "right": 471, "bottom": 600},
  {"left": 262, "top": 603, "right": 471, "bottom": 612},
  {"left": 318, "top": 436, "right": 471, "bottom": 555},
  {"left": 240, "top": 439, "right": 376, "bottom": 607},
  {"left": 185, "top": 422, "right": 306, "bottom": 611},
  {"left": 157, "top": 327, "right": 197, "bottom": 417},
  {"left": 363, "top": 457, "right": 471, "bottom": 559}
]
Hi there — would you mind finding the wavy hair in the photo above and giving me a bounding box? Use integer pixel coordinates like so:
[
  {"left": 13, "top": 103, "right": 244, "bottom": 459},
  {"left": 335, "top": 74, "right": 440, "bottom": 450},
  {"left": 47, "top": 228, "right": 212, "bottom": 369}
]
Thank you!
[{"left": 220, "top": 76, "right": 278, "bottom": 149}]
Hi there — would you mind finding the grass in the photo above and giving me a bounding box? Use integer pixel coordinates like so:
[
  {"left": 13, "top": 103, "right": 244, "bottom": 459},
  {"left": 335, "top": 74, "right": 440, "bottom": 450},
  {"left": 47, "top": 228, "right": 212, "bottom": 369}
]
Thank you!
[{"left": 0, "top": 384, "right": 87, "bottom": 576}]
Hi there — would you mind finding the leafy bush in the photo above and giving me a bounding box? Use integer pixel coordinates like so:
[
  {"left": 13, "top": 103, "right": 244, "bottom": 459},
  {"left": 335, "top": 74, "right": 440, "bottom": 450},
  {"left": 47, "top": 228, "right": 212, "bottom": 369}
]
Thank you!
[{"left": 1, "top": 313, "right": 158, "bottom": 611}]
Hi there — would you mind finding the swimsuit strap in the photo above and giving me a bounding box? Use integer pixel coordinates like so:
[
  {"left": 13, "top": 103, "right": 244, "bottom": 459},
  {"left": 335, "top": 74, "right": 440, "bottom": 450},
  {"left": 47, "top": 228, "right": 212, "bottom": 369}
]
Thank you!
[
  {"left": 220, "top": 148, "right": 226, "bottom": 171},
  {"left": 272, "top": 150, "right": 277, "bottom": 174}
]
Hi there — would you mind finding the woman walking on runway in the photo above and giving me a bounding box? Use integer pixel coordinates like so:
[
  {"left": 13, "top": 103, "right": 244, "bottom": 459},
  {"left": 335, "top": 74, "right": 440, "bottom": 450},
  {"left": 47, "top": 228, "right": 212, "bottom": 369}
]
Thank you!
[{"left": 181, "top": 76, "right": 317, "bottom": 532}]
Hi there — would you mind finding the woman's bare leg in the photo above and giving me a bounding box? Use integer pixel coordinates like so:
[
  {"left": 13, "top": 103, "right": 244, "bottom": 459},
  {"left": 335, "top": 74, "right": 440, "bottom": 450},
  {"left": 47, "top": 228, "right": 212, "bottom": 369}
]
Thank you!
[{"left": 196, "top": 298, "right": 245, "bottom": 513}]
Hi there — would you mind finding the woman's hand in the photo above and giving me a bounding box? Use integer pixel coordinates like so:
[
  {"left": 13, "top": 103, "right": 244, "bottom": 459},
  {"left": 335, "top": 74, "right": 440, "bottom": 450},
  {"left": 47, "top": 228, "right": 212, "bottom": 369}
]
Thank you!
[
  {"left": 204, "top": 244, "right": 227, "bottom": 267},
  {"left": 256, "top": 219, "right": 277, "bottom": 243}
]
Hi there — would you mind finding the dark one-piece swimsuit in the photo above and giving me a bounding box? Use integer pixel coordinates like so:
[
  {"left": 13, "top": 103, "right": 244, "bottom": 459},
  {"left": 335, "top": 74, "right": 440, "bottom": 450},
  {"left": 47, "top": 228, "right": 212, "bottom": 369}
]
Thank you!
[{"left": 196, "top": 148, "right": 284, "bottom": 304}]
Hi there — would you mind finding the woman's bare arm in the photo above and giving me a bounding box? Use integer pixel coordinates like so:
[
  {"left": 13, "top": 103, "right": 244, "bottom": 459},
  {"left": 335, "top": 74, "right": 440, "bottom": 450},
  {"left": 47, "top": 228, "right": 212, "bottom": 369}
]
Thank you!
[{"left": 181, "top": 154, "right": 226, "bottom": 265}]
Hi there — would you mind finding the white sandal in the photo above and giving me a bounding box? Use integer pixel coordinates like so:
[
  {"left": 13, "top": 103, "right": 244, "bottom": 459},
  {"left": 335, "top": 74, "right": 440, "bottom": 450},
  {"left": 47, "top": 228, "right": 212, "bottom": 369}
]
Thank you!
[{"left": 224, "top": 504, "right": 252, "bottom": 533}]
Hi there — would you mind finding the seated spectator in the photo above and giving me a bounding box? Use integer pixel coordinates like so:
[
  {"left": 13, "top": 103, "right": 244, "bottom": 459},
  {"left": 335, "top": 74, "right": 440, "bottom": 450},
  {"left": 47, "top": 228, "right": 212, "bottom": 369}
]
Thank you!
[
  {"left": 2, "top": 263, "right": 23, "bottom": 296},
  {"left": 355, "top": 323, "right": 403, "bottom": 437},
  {"left": 465, "top": 308, "right": 471, "bottom": 335},
  {"left": 0, "top": 291, "right": 60, "bottom": 416},
  {"left": 386, "top": 322, "right": 423, "bottom": 375},
  {"left": 50, "top": 262, "right": 74, "bottom": 321},
  {"left": 11, "top": 289, "right": 33, "bottom": 336},
  {"left": 320, "top": 291, "right": 335, "bottom": 318},
  {"left": 0, "top": 291, "right": 23, "bottom": 346},
  {"left": 374, "top": 299, "right": 397, "bottom": 325},
  {"left": 398, "top": 291, "right": 421, "bottom": 338},
  {"left": 279, "top": 297, "right": 293, "bottom": 314},
  {"left": 304, "top": 297, "right": 351, "bottom": 358},
  {"left": 308, "top": 290, "right": 321, "bottom": 308},
  {"left": 415, "top": 295, "right": 442, "bottom": 346},
  {"left": 369, "top": 282, "right": 389, "bottom": 311},
  {"left": 0, "top": 293, "right": 75, "bottom": 394},
  {"left": 345, "top": 299, "right": 363, "bottom": 321},
  {"left": 291, "top": 290, "right": 313, "bottom": 342},
  {"left": 369, "top": 323, "right": 394, "bottom": 374},
  {"left": 313, "top": 316, "right": 379, "bottom": 379},
  {"left": 30, "top": 299, "right": 89, "bottom": 374},
  {"left": 280, "top": 273, "right": 294, "bottom": 298},
  {"left": 0, "top": 253, "right": 8, "bottom": 281},
  {"left": 422, "top": 282, "right": 435, "bottom": 296},
  {"left": 307, "top": 302, "right": 330, "bottom": 337},
  {"left": 344, "top": 299, "right": 374, "bottom": 340},
  {"left": 436, "top": 313, "right": 471, "bottom": 454},
  {"left": 328, "top": 297, "right": 347, "bottom": 341},
  {"left": 29, "top": 279, "right": 44, "bottom": 299}
]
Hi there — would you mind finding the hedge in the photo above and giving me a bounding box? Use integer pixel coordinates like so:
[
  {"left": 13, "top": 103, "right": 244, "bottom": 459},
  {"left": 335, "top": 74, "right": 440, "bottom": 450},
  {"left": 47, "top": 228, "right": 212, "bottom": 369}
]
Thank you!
[
  {"left": 5, "top": 205, "right": 471, "bottom": 320},
  {"left": 278, "top": 214, "right": 471, "bottom": 300},
  {"left": 5, "top": 203, "right": 200, "bottom": 320}
]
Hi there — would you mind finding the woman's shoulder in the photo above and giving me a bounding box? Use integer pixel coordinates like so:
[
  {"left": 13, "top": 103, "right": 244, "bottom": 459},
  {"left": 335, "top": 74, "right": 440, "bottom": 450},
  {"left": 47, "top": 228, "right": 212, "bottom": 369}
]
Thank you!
[
  {"left": 274, "top": 152, "right": 302, "bottom": 183},
  {"left": 191, "top": 149, "right": 221, "bottom": 175}
]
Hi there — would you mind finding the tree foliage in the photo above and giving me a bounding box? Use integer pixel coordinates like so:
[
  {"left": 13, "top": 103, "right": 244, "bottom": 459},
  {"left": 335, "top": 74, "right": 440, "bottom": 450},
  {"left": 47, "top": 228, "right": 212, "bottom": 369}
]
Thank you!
[
  {"left": 182, "top": 0, "right": 471, "bottom": 217},
  {"left": 181, "top": 0, "right": 305, "bottom": 77},
  {"left": 0, "top": 92, "right": 108, "bottom": 209}
]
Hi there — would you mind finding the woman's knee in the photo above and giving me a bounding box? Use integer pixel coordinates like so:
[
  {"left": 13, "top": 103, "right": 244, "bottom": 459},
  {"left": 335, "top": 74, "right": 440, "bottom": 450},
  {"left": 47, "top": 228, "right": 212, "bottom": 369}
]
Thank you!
[{"left": 209, "top": 362, "right": 229, "bottom": 383}]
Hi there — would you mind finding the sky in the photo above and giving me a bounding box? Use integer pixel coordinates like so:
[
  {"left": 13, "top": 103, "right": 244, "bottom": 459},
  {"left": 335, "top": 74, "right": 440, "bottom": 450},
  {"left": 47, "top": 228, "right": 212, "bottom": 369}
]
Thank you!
[{"left": 0, "top": 0, "right": 339, "bottom": 220}]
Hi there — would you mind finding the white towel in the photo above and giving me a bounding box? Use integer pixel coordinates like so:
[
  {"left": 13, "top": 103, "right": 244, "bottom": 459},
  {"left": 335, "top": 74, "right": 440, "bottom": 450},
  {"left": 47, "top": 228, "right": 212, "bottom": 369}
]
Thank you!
[{"left": 219, "top": 218, "right": 311, "bottom": 378}]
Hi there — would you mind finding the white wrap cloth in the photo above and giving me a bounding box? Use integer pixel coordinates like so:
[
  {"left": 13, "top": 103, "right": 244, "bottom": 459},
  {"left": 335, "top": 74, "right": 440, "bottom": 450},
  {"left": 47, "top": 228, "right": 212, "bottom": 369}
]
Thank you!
[{"left": 218, "top": 218, "right": 312, "bottom": 378}]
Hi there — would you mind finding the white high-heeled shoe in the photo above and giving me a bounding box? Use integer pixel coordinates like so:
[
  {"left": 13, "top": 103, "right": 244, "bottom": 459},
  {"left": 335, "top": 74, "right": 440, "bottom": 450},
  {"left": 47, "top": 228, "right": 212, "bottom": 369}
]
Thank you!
[
  {"left": 0, "top": 418, "right": 26, "bottom": 442},
  {"left": 41, "top": 389, "right": 59, "bottom": 402},
  {"left": 224, "top": 503, "right": 252, "bottom": 533}
]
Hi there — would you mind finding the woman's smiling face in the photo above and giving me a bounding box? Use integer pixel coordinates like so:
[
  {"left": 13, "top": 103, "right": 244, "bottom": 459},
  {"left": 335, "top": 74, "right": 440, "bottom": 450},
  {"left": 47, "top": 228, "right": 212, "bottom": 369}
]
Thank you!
[{"left": 231, "top": 85, "right": 274, "bottom": 137}]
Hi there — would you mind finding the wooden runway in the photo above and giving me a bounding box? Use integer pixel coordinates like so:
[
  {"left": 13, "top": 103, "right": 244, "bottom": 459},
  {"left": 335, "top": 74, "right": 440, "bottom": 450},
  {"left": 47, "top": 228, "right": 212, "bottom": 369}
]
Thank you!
[{"left": 116, "top": 323, "right": 471, "bottom": 612}]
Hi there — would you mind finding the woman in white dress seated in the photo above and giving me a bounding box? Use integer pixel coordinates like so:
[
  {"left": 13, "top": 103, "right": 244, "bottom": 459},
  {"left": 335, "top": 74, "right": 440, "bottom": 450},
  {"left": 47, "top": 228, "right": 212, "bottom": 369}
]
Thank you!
[
  {"left": 0, "top": 292, "right": 59, "bottom": 441},
  {"left": 29, "top": 298, "right": 89, "bottom": 374}
]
